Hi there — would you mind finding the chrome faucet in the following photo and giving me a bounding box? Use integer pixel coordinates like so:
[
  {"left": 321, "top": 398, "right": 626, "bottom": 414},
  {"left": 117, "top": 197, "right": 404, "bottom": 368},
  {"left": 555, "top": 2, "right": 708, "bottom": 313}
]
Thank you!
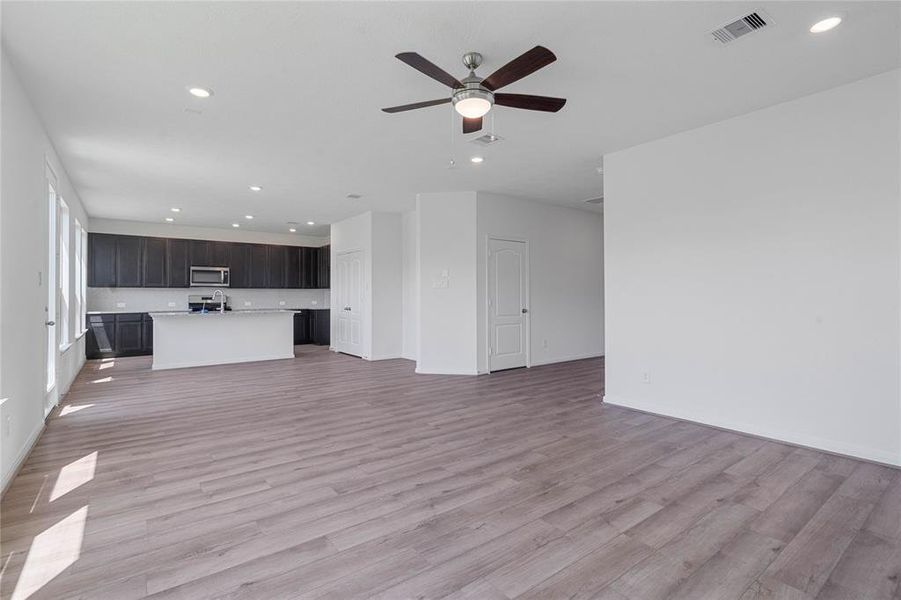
[{"left": 211, "top": 289, "right": 225, "bottom": 313}]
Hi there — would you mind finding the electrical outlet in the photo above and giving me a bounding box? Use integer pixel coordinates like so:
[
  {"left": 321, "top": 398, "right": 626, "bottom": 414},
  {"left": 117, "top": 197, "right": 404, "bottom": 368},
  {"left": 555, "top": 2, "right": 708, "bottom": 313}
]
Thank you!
[
  {"left": 244, "top": 301, "right": 252, "bottom": 307},
  {"left": 167, "top": 302, "right": 176, "bottom": 308},
  {"left": 279, "top": 300, "right": 286, "bottom": 306},
  {"left": 311, "top": 300, "right": 318, "bottom": 305},
  {"left": 542, "top": 339, "right": 549, "bottom": 350},
  {"left": 116, "top": 302, "right": 126, "bottom": 308},
  {"left": 641, "top": 371, "right": 651, "bottom": 384}
]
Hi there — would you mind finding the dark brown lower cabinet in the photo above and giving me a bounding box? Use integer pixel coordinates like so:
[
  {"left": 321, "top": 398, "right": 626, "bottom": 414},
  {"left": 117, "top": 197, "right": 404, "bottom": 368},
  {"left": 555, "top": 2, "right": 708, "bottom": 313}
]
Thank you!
[
  {"left": 293, "top": 311, "right": 311, "bottom": 344},
  {"left": 293, "top": 309, "right": 329, "bottom": 345},
  {"left": 86, "top": 313, "right": 154, "bottom": 358},
  {"left": 312, "top": 310, "right": 330, "bottom": 346}
]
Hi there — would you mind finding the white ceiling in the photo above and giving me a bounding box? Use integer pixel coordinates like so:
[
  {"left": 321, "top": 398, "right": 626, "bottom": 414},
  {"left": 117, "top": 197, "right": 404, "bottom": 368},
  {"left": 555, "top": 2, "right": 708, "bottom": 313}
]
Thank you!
[{"left": 3, "top": 1, "right": 899, "bottom": 235}]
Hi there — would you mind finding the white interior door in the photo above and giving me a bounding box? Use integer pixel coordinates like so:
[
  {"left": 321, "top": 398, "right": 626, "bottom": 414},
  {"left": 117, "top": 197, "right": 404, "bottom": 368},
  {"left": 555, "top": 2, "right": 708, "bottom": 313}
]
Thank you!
[
  {"left": 488, "top": 238, "right": 528, "bottom": 372},
  {"left": 335, "top": 250, "right": 364, "bottom": 357},
  {"left": 45, "top": 181, "right": 58, "bottom": 412}
]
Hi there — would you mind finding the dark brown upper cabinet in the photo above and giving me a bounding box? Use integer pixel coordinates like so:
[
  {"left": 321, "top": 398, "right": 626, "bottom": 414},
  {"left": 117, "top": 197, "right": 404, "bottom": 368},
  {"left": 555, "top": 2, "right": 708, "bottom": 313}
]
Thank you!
[
  {"left": 189, "top": 240, "right": 211, "bottom": 267},
  {"left": 211, "top": 242, "right": 231, "bottom": 268},
  {"left": 88, "top": 233, "right": 117, "bottom": 287},
  {"left": 285, "top": 247, "right": 301, "bottom": 289},
  {"left": 115, "top": 236, "right": 144, "bottom": 287},
  {"left": 267, "top": 245, "right": 286, "bottom": 289},
  {"left": 88, "top": 233, "right": 327, "bottom": 290},
  {"left": 316, "top": 245, "right": 330, "bottom": 289},
  {"left": 249, "top": 244, "right": 269, "bottom": 288},
  {"left": 229, "top": 243, "right": 251, "bottom": 289},
  {"left": 167, "top": 238, "right": 190, "bottom": 287},
  {"left": 142, "top": 237, "right": 168, "bottom": 287}
]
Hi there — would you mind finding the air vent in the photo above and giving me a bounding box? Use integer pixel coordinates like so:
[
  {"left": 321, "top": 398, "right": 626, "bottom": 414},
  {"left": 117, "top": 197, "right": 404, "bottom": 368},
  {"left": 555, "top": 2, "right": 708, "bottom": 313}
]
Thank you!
[
  {"left": 471, "top": 133, "right": 503, "bottom": 146},
  {"left": 346, "top": 193, "right": 362, "bottom": 200},
  {"left": 711, "top": 11, "right": 770, "bottom": 44},
  {"left": 584, "top": 196, "right": 603, "bottom": 205}
]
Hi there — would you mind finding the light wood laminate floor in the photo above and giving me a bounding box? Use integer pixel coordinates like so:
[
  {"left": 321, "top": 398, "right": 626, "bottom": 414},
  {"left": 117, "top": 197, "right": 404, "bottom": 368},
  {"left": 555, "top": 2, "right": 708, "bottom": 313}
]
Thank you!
[{"left": 1, "top": 346, "right": 899, "bottom": 599}]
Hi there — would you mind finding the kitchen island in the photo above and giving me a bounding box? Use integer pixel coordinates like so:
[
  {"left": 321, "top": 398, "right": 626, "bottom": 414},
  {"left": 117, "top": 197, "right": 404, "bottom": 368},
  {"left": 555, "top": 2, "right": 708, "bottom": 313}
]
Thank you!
[{"left": 149, "top": 310, "right": 295, "bottom": 370}]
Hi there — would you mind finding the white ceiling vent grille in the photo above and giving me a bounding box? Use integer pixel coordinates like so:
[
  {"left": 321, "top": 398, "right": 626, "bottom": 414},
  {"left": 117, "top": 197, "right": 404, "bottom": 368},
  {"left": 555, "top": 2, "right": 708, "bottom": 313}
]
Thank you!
[
  {"left": 584, "top": 196, "right": 604, "bottom": 205},
  {"left": 711, "top": 11, "right": 770, "bottom": 44}
]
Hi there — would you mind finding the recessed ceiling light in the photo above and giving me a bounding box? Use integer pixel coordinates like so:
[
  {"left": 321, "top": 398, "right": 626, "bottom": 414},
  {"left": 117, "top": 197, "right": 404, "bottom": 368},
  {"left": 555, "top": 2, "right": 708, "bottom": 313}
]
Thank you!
[
  {"left": 249, "top": 185, "right": 262, "bottom": 192},
  {"left": 165, "top": 217, "right": 174, "bottom": 222},
  {"left": 307, "top": 221, "right": 315, "bottom": 226},
  {"left": 171, "top": 207, "right": 181, "bottom": 212},
  {"left": 188, "top": 87, "right": 212, "bottom": 98},
  {"left": 471, "top": 156, "right": 484, "bottom": 164},
  {"left": 810, "top": 16, "right": 842, "bottom": 33},
  {"left": 289, "top": 228, "right": 297, "bottom": 233},
  {"left": 232, "top": 223, "right": 240, "bottom": 228},
  {"left": 245, "top": 215, "right": 254, "bottom": 220}
]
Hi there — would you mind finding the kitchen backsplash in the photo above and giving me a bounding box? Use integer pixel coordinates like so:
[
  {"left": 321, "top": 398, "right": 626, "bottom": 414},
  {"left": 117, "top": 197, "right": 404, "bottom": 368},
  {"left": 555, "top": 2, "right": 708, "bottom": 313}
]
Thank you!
[{"left": 87, "top": 287, "right": 330, "bottom": 312}]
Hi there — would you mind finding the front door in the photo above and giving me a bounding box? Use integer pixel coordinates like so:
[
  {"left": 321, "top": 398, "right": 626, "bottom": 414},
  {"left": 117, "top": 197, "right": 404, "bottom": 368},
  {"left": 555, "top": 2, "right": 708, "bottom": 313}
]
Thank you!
[
  {"left": 335, "top": 250, "right": 364, "bottom": 357},
  {"left": 488, "top": 238, "right": 529, "bottom": 372}
]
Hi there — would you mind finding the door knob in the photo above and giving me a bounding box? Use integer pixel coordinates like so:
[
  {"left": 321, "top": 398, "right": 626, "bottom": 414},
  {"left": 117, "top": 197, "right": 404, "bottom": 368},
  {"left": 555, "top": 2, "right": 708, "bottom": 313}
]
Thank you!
[
  {"left": 521, "top": 308, "right": 528, "bottom": 314},
  {"left": 344, "top": 306, "right": 351, "bottom": 311},
  {"left": 46, "top": 320, "right": 56, "bottom": 326}
]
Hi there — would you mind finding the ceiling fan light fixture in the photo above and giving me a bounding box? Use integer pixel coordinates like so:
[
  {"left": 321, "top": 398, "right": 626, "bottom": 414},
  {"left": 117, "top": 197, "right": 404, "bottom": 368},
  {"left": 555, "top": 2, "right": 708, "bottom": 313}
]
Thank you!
[{"left": 453, "top": 89, "right": 493, "bottom": 118}]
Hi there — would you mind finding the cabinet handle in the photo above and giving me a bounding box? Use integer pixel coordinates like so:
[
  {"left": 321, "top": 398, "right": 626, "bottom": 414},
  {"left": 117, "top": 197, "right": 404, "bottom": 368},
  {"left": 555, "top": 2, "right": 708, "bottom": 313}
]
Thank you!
[
  {"left": 521, "top": 308, "right": 528, "bottom": 314},
  {"left": 46, "top": 320, "right": 56, "bottom": 326}
]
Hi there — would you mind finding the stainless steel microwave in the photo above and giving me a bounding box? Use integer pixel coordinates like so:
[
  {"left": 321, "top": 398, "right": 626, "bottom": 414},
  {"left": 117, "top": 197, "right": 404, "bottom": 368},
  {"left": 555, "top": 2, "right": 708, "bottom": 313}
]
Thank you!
[{"left": 190, "top": 266, "right": 230, "bottom": 287}]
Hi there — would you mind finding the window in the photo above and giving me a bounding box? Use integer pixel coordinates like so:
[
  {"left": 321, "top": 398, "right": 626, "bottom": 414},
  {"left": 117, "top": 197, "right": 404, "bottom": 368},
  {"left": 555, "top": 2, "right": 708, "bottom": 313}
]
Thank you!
[
  {"left": 80, "top": 224, "right": 87, "bottom": 333},
  {"left": 58, "top": 198, "right": 70, "bottom": 349},
  {"left": 74, "top": 221, "right": 85, "bottom": 335}
]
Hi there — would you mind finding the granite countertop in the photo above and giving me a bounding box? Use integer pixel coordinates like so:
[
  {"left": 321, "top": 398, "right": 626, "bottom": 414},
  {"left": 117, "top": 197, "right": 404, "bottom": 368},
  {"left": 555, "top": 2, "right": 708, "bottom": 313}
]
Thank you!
[
  {"left": 89, "top": 308, "right": 329, "bottom": 315},
  {"left": 148, "top": 309, "right": 297, "bottom": 318}
]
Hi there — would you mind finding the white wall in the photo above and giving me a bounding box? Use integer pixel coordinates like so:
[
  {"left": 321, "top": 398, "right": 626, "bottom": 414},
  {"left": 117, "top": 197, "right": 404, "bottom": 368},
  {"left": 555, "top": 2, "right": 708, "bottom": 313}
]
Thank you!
[
  {"left": 401, "top": 210, "right": 419, "bottom": 361},
  {"left": 370, "top": 212, "right": 403, "bottom": 360},
  {"left": 90, "top": 218, "right": 328, "bottom": 247},
  {"left": 416, "top": 192, "right": 479, "bottom": 375},
  {"left": 1, "top": 55, "right": 91, "bottom": 490},
  {"left": 604, "top": 69, "right": 901, "bottom": 466},
  {"left": 329, "top": 211, "right": 402, "bottom": 360},
  {"left": 476, "top": 193, "right": 604, "bottom": 373}
]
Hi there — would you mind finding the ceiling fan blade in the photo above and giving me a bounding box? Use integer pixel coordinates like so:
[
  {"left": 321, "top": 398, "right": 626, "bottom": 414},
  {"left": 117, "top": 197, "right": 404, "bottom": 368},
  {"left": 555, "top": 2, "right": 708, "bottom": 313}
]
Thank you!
[
  {"left": 382, "top": 98, "right": 451, "bottom": 113},
  {"left": 395, "top": 52, "right": 464, "bottom": 89},
  {"left": 481, "top": 46, "right": 557, "bottom": 91},
  {"left": 494, "top": 93, "right": 566, "bottom": 112},
  {"left": 462, "top": 117, "right": 482, "bottom": 134}
]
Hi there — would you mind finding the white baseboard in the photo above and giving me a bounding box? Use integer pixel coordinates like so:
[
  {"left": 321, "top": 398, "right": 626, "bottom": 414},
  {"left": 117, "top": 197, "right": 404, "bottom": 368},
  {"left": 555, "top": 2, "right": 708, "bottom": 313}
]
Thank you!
[
  {"left": 604, "top": 394, "right": 901, "bottom": 468},
  {"left": 531, "top": 352, "right": 604, "bottom": 367},
  {"left": 1, "top": 420, "right": 45, "bottom": 497}
]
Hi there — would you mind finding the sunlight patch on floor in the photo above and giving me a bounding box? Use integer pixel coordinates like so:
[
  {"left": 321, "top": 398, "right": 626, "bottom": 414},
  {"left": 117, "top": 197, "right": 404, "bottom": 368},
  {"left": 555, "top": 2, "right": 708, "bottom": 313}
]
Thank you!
[
  {"left": 11, "top": 506, "right": 88, "bottom": 600},
  {"left": 49, "top": 452, "right": 97, "bottom": 502},
  {"left": 59, "top": 404, "right": 93, "bottom": 416},
  {"left": 98, "top": 361, "right": 115, "bottom": 370},
  {"left": 90, "top": 376, "right": 113, "bottom": 384}
]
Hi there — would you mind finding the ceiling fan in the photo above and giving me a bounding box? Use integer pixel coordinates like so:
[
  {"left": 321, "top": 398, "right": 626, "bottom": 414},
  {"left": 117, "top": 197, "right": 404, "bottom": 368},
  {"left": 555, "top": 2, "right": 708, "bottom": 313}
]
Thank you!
[{"left": 382, "top": 46, "right": 566, "bottom": 134}]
